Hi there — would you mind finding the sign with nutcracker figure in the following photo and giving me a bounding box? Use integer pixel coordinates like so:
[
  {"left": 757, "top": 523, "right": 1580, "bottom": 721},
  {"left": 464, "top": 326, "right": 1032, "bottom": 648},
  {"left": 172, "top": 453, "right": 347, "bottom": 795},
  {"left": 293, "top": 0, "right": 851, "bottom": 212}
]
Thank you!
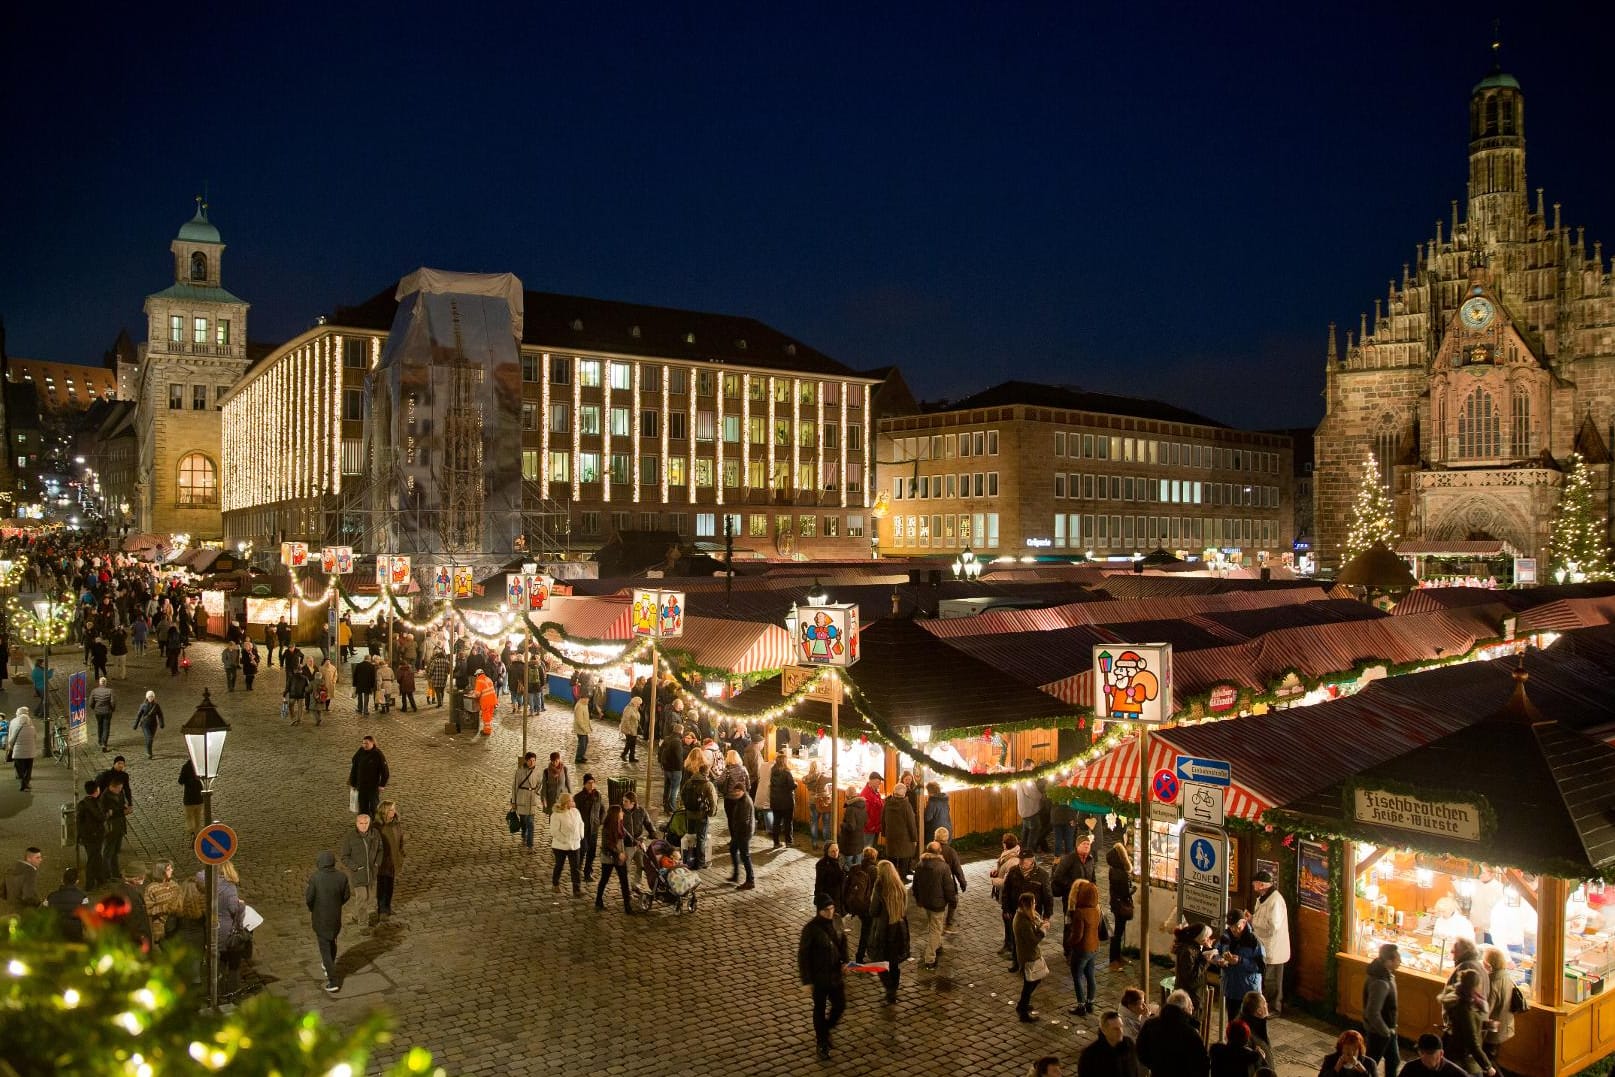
[{"left": 630, "top": 588, "right": 685, "bottom": 638}]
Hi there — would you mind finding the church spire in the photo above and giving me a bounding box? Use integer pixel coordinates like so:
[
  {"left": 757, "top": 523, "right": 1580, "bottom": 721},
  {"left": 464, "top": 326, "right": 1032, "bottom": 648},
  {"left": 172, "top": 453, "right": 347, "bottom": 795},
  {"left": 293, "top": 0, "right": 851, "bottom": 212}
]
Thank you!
[{"left": 1326, "top": 322, "right": 1338, "bottom": 365}]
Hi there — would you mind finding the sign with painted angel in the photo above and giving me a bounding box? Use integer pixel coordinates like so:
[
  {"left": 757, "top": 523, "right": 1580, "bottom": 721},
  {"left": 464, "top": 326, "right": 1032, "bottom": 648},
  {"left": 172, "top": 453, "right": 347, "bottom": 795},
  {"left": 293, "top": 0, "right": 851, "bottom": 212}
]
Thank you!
[{"left": 631, "top": 588, "right": 685, "bottom": 638}]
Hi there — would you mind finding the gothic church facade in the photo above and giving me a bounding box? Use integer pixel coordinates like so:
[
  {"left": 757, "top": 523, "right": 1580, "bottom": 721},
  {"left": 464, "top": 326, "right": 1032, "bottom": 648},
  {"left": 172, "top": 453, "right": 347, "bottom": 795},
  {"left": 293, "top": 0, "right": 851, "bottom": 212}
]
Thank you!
[{"left": 1316, "top": 62, "right": 1615, "bottom": 571}]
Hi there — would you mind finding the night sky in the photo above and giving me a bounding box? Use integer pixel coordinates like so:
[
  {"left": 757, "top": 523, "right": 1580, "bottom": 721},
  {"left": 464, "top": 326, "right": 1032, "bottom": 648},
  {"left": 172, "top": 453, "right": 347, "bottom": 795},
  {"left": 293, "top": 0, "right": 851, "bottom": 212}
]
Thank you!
[{"left": 5, "top": 2, "right": 1613, "bottom": 430}]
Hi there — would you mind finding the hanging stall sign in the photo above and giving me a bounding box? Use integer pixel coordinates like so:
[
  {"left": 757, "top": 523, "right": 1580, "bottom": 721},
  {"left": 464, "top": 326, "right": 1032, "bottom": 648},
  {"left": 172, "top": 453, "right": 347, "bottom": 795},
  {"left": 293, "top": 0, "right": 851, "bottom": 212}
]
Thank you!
[
  {"left": 1352, "top": 788, "right": 1484, "bottom": 842},
  {"left": 506, "top": 574, "right": 528, "bottom": 610},
  {"left": 320, "top": 546, "right": 355, "bottom": 574},
  {"left": 431, "top": 564, "right": 452, "bottom": 599},
  {"left": 452, "top": 566, "right": 475, "bottom": 599},
  {"left": 796, "top": 603, "right": 860, "bottom": 667},
  {"left": 631, "top": 588, "right": 685, "bottom": 638},
  {"left": 1514, "top": 557, "right": 1537, "bottom": 585},
  {"left": 526, "top": 574, "right": 552, "bottom": 611},
  {"left": 1207, "top": 684, "right": 1239, "bottom": 713},
  {"left": 1093, "top": 643, "right": 1172, "bottom": 723},
  {"left": 280, "top": 541, "right": 309, "bottom": 567}
]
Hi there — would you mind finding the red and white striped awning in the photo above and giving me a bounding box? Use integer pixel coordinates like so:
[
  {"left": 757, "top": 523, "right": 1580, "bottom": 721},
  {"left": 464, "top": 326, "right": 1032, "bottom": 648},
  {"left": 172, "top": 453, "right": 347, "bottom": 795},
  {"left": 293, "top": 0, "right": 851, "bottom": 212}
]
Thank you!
[
  {"left": 541, "top": 595, "right": 633, "bottom": 641},
  {"left": 1063, "top": 731, "right": 1273, "bottom": 822},
  {"left": 671, "top": 617, "right": 795, "bottom": 675}
]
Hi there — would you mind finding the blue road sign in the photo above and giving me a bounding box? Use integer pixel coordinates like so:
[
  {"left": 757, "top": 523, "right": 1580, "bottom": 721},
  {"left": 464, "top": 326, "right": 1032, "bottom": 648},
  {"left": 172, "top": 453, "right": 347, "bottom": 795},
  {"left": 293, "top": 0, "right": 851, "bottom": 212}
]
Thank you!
[
  {"left": 195, "top": 823, "right": 238, "bottom": 865},
  {"left": 1176, "top": 754, "right": 1232, "bottom": 787},
  {"left": 1189, "top": 837, "right": 1217, "bottom": 874}
]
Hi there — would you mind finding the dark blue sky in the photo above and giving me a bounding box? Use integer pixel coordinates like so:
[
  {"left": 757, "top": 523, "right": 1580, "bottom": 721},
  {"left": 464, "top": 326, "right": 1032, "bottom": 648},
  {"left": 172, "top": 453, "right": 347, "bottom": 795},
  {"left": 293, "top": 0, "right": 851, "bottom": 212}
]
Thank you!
[{"left": 5, "top": 2, "right": 1612, "bottom": 429}]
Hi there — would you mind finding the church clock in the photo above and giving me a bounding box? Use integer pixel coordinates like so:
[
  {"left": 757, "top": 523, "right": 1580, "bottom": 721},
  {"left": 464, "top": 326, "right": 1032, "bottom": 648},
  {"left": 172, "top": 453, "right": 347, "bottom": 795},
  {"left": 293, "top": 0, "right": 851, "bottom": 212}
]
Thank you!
[{"left": 1459, "top": 296, "right": 1495, "bottom": 329}]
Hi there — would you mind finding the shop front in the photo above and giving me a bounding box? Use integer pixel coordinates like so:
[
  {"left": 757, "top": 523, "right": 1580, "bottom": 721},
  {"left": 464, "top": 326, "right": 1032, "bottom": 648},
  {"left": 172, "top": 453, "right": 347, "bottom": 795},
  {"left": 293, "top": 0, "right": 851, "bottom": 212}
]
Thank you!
[{"left": 1273, "top": 669, "right": 1615, "bottom": 1077}]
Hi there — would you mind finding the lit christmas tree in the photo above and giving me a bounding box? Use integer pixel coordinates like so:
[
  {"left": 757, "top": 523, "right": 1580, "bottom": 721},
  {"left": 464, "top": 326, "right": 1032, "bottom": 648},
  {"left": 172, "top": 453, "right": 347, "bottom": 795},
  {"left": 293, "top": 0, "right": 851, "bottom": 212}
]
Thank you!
[
  {"left": 1342, "top": 452, "right": 1399, "bottom": 565},
  {"left": 1544, "top": 452, "right": 1612, "bottom": 582}
]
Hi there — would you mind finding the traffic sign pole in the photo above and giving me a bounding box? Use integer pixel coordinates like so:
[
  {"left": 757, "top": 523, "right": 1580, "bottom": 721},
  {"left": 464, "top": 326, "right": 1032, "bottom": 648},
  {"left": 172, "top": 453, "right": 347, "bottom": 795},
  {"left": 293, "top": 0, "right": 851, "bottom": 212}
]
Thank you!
[{"left": 1137, "top": 724, "right": 1150, "bottom": 995}]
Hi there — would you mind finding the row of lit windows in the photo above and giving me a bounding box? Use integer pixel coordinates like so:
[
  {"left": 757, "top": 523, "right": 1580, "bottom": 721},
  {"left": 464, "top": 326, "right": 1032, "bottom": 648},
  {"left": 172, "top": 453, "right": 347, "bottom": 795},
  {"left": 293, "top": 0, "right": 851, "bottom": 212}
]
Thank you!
[
  {"left": 1053, "top": 473, "right": 1280, "bottom": 508},
  {"left": 1053, "top": 431, "right": 1277, "bottom": 473},
  {"left": 517, "top": 450, "right": 861, "bottom": 497},
  {"left": 1047, "top": 514, "right": 1276, "bottom": 549},
  {"left": 565, "top": 511, "right": 867, "bottom": 540},
  {"left": 519, "top": 354, "right": 853, "bottom": 408},
  {"left": 885, "top": 512, "right": 1001, "bottom": 550},
  {"left": 892, "top": 472, "right": 1000, "bottom": 500},
  {"left": 887, "top": 429, "right": 999, "bottom": 461},
  {"left": 165, "top": 314, "right": 231, "bottom": 347}
]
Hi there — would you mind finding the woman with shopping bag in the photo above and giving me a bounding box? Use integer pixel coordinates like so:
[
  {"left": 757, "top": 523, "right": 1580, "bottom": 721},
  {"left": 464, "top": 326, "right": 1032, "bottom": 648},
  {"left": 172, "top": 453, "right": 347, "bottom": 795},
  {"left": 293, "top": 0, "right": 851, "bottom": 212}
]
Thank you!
[{"left": 1014, "top": 891, "right": 1049, "bottom": 1023}]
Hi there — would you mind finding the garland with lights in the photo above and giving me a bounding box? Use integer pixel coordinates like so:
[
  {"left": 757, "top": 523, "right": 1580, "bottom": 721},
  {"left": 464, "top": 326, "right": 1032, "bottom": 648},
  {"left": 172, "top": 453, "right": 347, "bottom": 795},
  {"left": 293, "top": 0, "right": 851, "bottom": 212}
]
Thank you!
[{"left": 1, "top": 909, "right": 450, "bottom": 1077}]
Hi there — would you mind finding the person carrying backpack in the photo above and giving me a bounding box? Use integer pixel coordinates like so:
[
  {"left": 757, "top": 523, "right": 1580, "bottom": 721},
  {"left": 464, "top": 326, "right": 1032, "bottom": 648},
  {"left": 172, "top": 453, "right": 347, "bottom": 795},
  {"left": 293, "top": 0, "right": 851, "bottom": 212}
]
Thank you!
[
  {"left": 680, "top": 763, "right": 717, "bottom": 869},
  {"left": 841, "top": 846, "right": 879, "bottom": 964}
]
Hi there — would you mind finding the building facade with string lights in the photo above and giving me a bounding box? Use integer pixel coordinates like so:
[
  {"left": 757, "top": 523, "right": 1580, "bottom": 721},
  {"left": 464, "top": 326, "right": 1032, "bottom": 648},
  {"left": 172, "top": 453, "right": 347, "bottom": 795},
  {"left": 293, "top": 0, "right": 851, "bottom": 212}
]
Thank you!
[
  {"left": 1315, "top": 53, "right": 1615, "bottom": 571},
  {"left": 220, "top": 269, "right": 883, "bottom": 568}
]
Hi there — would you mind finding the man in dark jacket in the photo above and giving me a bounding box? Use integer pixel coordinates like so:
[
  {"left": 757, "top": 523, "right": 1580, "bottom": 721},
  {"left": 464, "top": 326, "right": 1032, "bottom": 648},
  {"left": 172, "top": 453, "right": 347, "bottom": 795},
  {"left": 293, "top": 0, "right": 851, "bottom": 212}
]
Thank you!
[
  {"left": 620, "top": 790, "right": 657, "bottom": 890},
  {"left": 352, "top": 656, "right": 377, "bottom": 716},
  {"left": 1078, "top": 1010, "right": 1142, "bottom": 1077},
  {"left": 44, "top": 867, "right": 88, "bottom": 941},
  {"left": 814, "top": 843, "right": 847, "bottom": 917},
  {"left": 1001, "top": 853, "right": 1052, "bottom": 972},
  {"left": 911, "top": 842, "right": 958, "bottom": 969},
  {"left": 348, "top": 736, "right": 389, "bottom": 818},
  {"left": 1052, "top": 832, "right": 1099, "bottom": 914},
  {"left": 75, "top": 780, "right": 108, "bottom": 888},
  {"left": 657, "top": 728, "right": 685, "bottom": 813},
  {"left": 1135, "top": 989, "right": 1209, "bottom": 1077},
  {"left": 842, "top": 847, "right": 880, "bottom": 964},
  {"left": 178, "top": 760, "right": 205, "bottom": 841},
  {"left": 680, "top": 765, "right": 717, "bottom": 869},
  {"left": 837, "top": 794, "right": 867, "bottom": 869},
  {"left": 768, "top": 756, "right": 798, "bottom": 848},
  {"left": 339, "top": 814, "right": 381, "bottom": 925},
  {"left": 305, "top": 850, "right": 351, "bottom": 993},
  {"left": 881, "top": 782, "right": 919, "bottom": 881},
  {"left": 574, "top": 774, "right": 605, "bottom": 882},
  {"left": 797, "top": 893, "right": 848, "bottom": 1061}
]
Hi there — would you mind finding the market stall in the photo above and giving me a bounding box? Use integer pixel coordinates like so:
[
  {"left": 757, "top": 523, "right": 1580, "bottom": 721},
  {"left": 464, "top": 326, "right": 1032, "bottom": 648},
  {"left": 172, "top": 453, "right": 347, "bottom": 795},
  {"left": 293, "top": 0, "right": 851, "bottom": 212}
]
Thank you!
[{"left": 1272, "top": 665, "right": 1615, "bottom": 1077}]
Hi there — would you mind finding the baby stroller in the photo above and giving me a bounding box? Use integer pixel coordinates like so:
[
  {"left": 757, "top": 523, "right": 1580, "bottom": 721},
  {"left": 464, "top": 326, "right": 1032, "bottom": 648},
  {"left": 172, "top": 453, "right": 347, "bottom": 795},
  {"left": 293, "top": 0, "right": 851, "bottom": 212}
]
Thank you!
[{"left": 633, "top": 838, "right": 699, "bottom": 913}]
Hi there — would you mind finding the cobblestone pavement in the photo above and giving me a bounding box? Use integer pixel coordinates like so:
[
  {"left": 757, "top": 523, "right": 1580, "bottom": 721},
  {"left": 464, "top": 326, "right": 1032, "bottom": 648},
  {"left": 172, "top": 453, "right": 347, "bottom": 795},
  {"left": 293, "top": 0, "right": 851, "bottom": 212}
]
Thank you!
[{"left": 0, "top": 637, "right": 1342, "bottom": 1075}]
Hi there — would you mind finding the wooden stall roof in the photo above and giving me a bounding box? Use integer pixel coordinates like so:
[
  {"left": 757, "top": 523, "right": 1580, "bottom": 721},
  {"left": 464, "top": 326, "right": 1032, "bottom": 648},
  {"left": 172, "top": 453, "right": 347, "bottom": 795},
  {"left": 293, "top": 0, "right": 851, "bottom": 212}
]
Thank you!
[
  {"left": 1279, "top": 660, "right": 1615, "bottom": 875},
  {"left": 664, "top": 617, "right": 794, "bottom": 675},
  {"left": 728, "top": 617, "right": 1077, "bottom": 734}
]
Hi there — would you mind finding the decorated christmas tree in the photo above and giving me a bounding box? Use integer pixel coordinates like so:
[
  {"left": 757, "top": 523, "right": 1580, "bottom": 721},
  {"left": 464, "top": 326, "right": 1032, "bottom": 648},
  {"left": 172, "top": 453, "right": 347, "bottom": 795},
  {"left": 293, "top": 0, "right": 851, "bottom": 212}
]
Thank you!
[
  {"left": 1342, "top": 452, "right": 1399, "bottom": 565},
  {"left": 1, "top": 908, "right": 448, "bottom": 1077},
  {"left": 1544, "top": 452, "right": 1613, "bottom": 582}
]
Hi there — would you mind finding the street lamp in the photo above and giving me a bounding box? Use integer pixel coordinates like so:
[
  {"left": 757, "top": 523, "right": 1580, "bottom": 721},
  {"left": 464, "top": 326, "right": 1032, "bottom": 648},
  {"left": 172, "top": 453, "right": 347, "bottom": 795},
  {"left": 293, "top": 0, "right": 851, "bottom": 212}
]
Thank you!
[
  {"left": 32, "top": 598, "right": 58, "bottom": 740},
  {"left": 182, "top": 689, "right": 231, "bottom": 1011},
  {"left": 952, "top": 546, "right": 983, "bottom": 581}
]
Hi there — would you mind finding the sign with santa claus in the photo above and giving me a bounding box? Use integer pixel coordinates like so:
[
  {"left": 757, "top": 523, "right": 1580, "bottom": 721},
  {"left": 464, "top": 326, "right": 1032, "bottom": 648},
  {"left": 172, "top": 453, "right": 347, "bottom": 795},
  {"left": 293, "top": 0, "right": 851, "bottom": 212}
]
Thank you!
[{"left": 1093, "top": 643, "right": 1172, "bottom": 724}]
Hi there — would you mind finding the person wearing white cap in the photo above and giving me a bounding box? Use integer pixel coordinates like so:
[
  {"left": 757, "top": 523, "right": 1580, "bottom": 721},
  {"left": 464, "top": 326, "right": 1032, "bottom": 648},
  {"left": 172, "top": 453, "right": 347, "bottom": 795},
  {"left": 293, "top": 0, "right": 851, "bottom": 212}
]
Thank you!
[{"left": 1250, "top": 868, "right": 1291, "bottom": 1014}]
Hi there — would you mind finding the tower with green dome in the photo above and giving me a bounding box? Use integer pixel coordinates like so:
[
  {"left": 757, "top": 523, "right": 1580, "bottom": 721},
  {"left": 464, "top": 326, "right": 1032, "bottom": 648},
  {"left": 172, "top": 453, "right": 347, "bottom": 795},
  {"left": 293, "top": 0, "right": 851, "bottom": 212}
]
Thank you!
[{"left": 133, "top": 198, "right": 251, "bottom": 540}]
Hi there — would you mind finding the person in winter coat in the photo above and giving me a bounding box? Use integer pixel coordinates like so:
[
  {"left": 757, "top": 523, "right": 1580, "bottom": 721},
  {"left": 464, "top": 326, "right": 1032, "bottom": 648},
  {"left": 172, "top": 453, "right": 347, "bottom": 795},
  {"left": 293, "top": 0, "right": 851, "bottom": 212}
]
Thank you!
[
  {"left": 133, "top": 690, "right": 164, "bottom": 759},
  {"left": 991, "top": 832, "right": 1022, "bottom": 905},
  {"left": 75, "top": 781, "right": 108, "bottom": 888},
  {"left": 1065, "top": 879, "right": 1104, "bottom": 1016},
  {"left": 1208, "top": 1018, "right": 1264, "bottom": 1077},
  {"left": 932, "top": 826, "right": 968, "bottom": 929},
  {"left": 922, "top": 783, "right": 952, "bottom": 847},
  {"left": 881, "top": 781, "right": 919, "bottom": 879},
  {"left": 799, "top": 893, "right": 849, "bottom": 1060},
  {"left": 574, "top": 774, "right": 606, "bottom": 882},
  {"left": 657, "top": 729, "right": 685, "bottom": 812},
  {"left": 374, "top": 801, "right": 403, "bottom": 918},
  {"left": 617, "top": 696, "right": 642, "bottom": 762},
  {"left": 394, "top": 661, "right": 417, "bottom": 712},
  {"left": 815, "top": 843, "right": 847, "bottom": 924},
  {"left": 593, "top": 803, "right": 634, "bottom": 913},
  {"left": 541, "top": 752, "right": 571, "bottom": 815},
  {"left": 1316, "top": 1030, "right": 1379, "bottom": 1077},
  {"left": 6, "top": 707, "right": 39, "bottom": 791},
  {"left": 1217, "top": 909, "right": 1267, "bottom": 1024},
  {"left": 89, "top": 678, "right": 116, "bottom": 751},
  {"left": 1442, "top": 967, "right": 1495, "bottom": 1075},
  {"left": 1002, "top": 852, "right": 1053, "bottom": 971},
  {"left": 240, "top": 640, "right": 259, "bottom": 690},
  {"left": 911, "top": 842, "right": 957, "bottom": 969},
  {"left": 1250, "top": 868, "right": 1291, "bottom": 1013},
  {"left": 143, "top": 860, "right": 184, "bottom": 946},
  {"left": 1016, "top": 768, "right": 1045, "bottom": 852},
  {"left": 549, "top": 792, "right": 585, "bottom": 896},
  {"left": 843, "top": 846, "right": 880, "bottom": 963},
  {"left": 1078, "top": 1009, "right": 1143, "bottom": 1077},
  {"left": 305, "top": 850, "right": 351, "bottom": 993},
  {"left": 425, "top": 649, "right": 450, "bottom": 707},
  {"left": 352, "top": 656, "right": 377, "bottom": 715},
  {"left": 1481, "top": 946, "right": 1516, "bottom": 1063},
  {"left": 339, "top": 814, "right": 382, "bottom": 925},
  {"left": 319, "top": 657, "right": 339, "bottom": 707},
  {"left": 1053, "top": 832, "right": 1100, "bottom": 914},
  {"left": 1362, "top": 943, "right": 1402, "bottom": 1076},
  {"left": 510, "top": 752, "right": 541, "bottom": 848},
  {"left": 109, "top": 624, "right": 129, "bottom": 680},
  {"left": 719, "top": 749, "right": 750, "bottom": 802},
  {"left": 1175, "top": 921, "right": 1217, "bottom": 1011},
  {"left": 1107, "top": 839, "right": 1137, "bottom": 970},
  {"left": 1014, "top": 891, "right": 1050, "bottom": 1022},
  {"left": 768, "top": 755, "right": 798, "bottom": 848},
  {"left": 1136, "top": 989, "right": 1210, "bottom": 1077},
  {"left": 725, "top": 785, "right": 758, "bottom": 888},
  {"left": 860, "top": 775, "right": 885, "bottom": 844},
  {"left": 837, "top": 791, "right": 867, "bottom": 869},
  {"left": 870, "top": 860, "right": 910, "bottom": 1005},
  {"left": 571, "top": 691, "right": 591, "bottom": 761},
  {"left": 348, "top": 736, "right": 389, "bottom": 818}
]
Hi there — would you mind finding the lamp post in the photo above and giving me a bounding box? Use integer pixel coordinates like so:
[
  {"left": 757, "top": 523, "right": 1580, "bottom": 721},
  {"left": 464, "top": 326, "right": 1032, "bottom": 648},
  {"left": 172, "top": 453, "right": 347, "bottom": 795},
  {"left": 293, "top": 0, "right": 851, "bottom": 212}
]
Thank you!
[
  {"left": 789, "top": 581, "right": 853, "bottom": 837},
  {"left": 182, "top": 690, "right": 231, "bottom": 1012},
  {"left": 32, "top": 597, "right": 57, "bottom": 748},
  {"left": 952, "top": 546, "right": 982, "bottom": 581}
]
